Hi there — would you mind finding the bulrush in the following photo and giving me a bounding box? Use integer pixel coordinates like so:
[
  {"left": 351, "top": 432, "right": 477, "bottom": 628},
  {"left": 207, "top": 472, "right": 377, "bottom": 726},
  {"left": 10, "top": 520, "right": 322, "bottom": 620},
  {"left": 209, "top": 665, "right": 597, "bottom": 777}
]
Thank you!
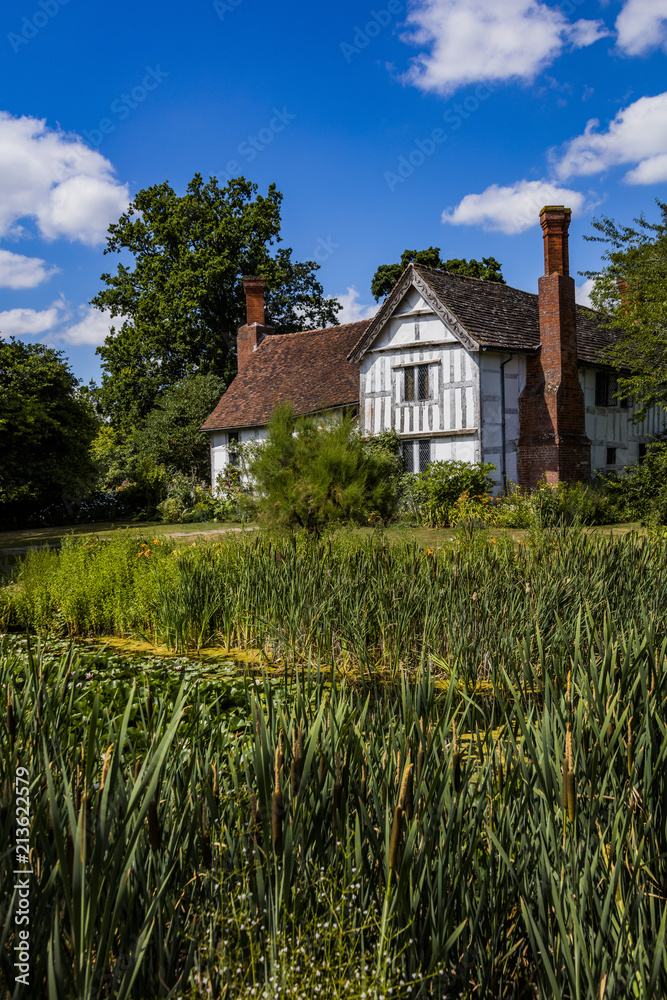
[
  {"left": 451, "top": 721, "right": 461, "bottom": 793},
  {"left": 389, "top": 761, "right": 413, "bottom": 872},
  {"left": 272, "top": 743, "right": 284, "bottom": 856},
  {"left": 202, "top": 803, "right": 212, "bottom": 869},
  {"left": 565, "top": 724, "right": 576, "bottom": 824},
  {"left": 6, "top": 685, "right": 15, "bottom": 745}
]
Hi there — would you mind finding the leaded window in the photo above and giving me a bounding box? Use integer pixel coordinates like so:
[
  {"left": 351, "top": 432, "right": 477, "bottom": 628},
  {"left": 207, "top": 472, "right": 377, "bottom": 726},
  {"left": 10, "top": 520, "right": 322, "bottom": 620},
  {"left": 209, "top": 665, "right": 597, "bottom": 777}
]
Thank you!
[{"left": 404, "top": 365, "right": 429, "bottom": 401}]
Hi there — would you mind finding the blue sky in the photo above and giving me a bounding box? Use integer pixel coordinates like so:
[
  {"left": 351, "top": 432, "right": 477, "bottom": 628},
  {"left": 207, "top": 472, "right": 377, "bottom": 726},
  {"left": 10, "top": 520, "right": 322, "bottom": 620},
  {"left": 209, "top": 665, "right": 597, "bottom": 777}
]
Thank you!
[{"left": 1, "top": 0, "right": 666, "bottom": 384}]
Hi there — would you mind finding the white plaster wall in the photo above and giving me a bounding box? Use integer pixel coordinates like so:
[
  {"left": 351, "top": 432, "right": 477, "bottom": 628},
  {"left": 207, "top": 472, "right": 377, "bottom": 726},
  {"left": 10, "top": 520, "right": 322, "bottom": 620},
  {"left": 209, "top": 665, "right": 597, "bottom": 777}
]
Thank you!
[
  {"left": 480, "top": 352, "right": 527, "bottom": 491},
  {"left": 371, "top": 288, "right": 457, "bottom": 350},
  {"left": 210, "top": 426, "right": 267, "bottom": 491},
  {"left": 359, "top": 305, "right": 482, "bottom": 465},
  {"left": 579, "top": 368, "right": 667, "bottom": 475}
]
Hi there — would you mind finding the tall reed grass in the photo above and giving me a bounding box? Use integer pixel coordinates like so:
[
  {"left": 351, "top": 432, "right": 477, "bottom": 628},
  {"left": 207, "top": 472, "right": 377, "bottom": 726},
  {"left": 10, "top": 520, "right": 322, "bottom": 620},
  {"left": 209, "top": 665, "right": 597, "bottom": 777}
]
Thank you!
[
  {"left": 1, "top": 618, "right": 666, "bottom": 998},
  {"left": 2, "top": 530, "right": 667, "bottom": 688}
]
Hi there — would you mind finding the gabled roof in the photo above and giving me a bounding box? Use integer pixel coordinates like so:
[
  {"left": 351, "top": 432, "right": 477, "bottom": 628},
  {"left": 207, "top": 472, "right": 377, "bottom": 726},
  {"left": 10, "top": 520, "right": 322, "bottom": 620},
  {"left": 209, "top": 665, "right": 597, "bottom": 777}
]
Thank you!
[
  {"left": 201, "top": 320, "right": 370, "bottom": 432},
  {"left": 347, "top": 264, "right": 615, "bottom": 366}
]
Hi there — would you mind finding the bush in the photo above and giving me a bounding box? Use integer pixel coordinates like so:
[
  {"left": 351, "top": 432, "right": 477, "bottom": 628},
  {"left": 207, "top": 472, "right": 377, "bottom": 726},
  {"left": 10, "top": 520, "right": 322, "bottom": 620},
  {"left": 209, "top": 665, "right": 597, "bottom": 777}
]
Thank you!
[
  {"left": 248, "top": 403, "right": 399, "bottom": 534},
  {"left": 156, "top": 471, "right": 242, "bottom": 524},
  {"left": 596, "top": 441, "right": 667, "bottom": 525},
  {"left": 408, "top": 460, "right": 496, "bottom": 527}
]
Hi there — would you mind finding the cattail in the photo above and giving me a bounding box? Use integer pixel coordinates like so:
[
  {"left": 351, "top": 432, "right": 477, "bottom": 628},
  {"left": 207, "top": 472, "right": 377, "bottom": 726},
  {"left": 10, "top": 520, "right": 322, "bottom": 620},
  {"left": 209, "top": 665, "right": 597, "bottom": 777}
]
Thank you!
[
  {"left": 146, "top": 681, "right": 153, "bottom": 727},
  {"left": 360, "top": 760, "right": 367, "bottom": 807},
  {"left": 134, "top": 759, "right": 141, "bottom": 782},
  {"left": 389, "top": 763, "right": 413, "bottom": 872},
  {"left": 381, "top": 747, "right": 388, "bottom": 808},
  {"left": 100, "top": 744, "right": 114, "bottom": 793},
  {"left": 566, "top": 771, "right": 576, "bottom": 823},
  {"left": 404, "top": 761, "right": 414, "bottom": 822},
  {"left": 452, "top": 721, "right": 461, "bottom": 793},
  {"left": 148, "top": 794, "right": 161, "bottom": 851},
  {"left": 211, "top": 762, "right": 218, "bottom": 801},
  {"left": 277, "top": 730, "right": 284, "bottom": 775},
  {"left": 395, "top": 750, "right": 401, "bottom": 790},
  {"left": 627, "top": 716, "right": 633, "bottom": 778},
  {"left": 417, "top": 717, "right": 425, "bottom": 787},
  {"left": 606, "top": 695, "right": 614, "bottom": 742},
  {"left": 272, "top": 744, "right": 283, "bottom": 855},
  {"left": 202, "top": 804, "right": 212, "bottom": 868},
  {"left": 566, "top": 670, "right": 572, "bottom": 719},
  {"left": 333, "top": 754, "right": 342, "bottom": 826},
  {"left": 6, "top": 686, "right": 15, "bottom": 745}
]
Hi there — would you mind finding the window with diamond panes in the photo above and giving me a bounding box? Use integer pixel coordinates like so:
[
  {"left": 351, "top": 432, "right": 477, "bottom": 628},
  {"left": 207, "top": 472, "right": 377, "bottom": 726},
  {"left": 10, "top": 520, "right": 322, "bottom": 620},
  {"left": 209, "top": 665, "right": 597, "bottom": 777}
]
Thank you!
[
  {"left": 404, "top": 365, "right": 429, "bottom": 401},
  {"left": 402, "top": 441, "right": 414, "bottom": 473},
  {"left": 418, "top": 440, "right": 431, "bottom": 472}
]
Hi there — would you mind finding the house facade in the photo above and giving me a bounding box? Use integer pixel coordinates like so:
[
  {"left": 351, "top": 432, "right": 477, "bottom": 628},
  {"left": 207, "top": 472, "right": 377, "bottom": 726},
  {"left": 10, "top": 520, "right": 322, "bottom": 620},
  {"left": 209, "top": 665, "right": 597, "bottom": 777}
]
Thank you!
[{"left": 203, "top": 208, "right": 665, "bottom": 491}]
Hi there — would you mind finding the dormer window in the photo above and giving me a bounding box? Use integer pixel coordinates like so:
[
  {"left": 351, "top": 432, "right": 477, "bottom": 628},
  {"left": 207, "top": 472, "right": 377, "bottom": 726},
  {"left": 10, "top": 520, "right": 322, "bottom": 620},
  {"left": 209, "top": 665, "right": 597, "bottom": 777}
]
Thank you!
[{"left": 405, "top": 365, "right": 430, "bottom": 401}]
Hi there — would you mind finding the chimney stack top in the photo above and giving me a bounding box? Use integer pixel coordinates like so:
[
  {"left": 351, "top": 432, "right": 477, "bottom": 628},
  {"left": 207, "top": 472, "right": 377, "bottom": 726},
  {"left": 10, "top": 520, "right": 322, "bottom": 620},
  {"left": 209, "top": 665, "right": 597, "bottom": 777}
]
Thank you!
[
  {"left": 539, "top": 206, "right": 571, "bottom": 277},
  {"left": 242, "top": 275, "right": 267, "bottom": 326}
]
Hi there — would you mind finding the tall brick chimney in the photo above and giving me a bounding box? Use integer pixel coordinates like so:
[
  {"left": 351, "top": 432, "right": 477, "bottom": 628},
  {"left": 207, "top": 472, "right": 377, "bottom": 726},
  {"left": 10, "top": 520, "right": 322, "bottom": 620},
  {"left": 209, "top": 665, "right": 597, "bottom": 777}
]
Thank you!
[
  {"left": 236, "top": 276, "right": 274, "bottom": 373},
  {"left": 518, "top": 207, "right": 590, "bottom": 489}
]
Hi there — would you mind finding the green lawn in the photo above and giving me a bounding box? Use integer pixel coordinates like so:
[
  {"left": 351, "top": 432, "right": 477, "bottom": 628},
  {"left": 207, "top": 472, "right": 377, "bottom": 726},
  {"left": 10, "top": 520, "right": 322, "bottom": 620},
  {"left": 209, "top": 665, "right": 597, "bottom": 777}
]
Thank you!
[{"left": 0, "top": 519, "right": 258, "bottom": 551}]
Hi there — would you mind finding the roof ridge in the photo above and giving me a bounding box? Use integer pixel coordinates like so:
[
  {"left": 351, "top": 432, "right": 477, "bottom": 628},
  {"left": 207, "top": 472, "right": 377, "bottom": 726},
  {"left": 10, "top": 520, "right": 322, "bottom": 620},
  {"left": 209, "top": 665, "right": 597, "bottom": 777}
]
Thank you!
[{"left": 259, "top": 318, "right": 371, "bottom": 342}]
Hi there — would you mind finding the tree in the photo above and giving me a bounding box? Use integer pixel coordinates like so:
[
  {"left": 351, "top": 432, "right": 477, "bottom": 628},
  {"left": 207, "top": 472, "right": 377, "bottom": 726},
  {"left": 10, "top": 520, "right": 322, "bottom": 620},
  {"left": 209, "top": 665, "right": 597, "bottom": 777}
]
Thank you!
[
  {"left": 584, "top": 200, "right": 667, "bottom": 418},
  {"left": 371, "top": 248, "right": 505, "bottom": 301},
  {"left": 248, "top": 403, "right": 399, "bottom": 534},
  {"left": 133, "top": 372, "right": 227, "bottom": 481},
  {"left": 0, "top": 338, "right": 98, "bottom": 517},
  {"left": 93, "top": 175, "right": 341, "bottom": 431}
]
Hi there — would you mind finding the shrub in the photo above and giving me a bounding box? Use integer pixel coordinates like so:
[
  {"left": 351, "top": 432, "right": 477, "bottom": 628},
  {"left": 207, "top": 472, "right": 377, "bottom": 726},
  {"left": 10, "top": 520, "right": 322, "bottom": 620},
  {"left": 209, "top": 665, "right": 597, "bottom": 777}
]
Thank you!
[
  {"left": 156, "top": 471, "right": 242, "bottom": 524},
  {"left": 248, "top": 403, "right": 399, "bottom": 534},
  {"left": 596, "top": 441, "right": 667, "bottom": 525},
  {"left": 409, "top": 460, "right": 496, "bottom": 527}
]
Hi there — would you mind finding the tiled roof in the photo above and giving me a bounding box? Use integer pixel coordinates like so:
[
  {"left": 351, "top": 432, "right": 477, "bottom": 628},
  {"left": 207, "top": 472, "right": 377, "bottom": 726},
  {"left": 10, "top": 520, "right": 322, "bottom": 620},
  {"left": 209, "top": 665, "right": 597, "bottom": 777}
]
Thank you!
[
  {"left": 348, "top": 264, "right": 615, "bottom": 365},
  {"left": 201, "top": 320, "right": 370, "bottom": 432}
]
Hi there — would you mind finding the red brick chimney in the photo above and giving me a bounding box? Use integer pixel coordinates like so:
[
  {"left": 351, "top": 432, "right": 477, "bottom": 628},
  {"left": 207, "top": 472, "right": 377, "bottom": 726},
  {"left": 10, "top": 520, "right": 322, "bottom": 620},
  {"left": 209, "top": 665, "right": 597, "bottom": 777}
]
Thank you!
[
  {"left": 236, "top": 276, "right": 274, "bottom": 373},
  {"left": 518, "top": 207, "right": 590, "bottom": 489}
]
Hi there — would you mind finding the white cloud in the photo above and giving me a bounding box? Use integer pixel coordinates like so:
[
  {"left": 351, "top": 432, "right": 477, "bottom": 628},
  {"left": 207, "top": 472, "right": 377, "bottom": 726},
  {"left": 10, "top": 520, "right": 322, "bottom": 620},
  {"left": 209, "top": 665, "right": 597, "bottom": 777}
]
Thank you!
[
  {"left": 616, "top": 0, "right": 667, "bottom": 55},
  {"left": 576, "top": 278, "right": 595, "bottom": 308},
  {"left": 0, "top": 249, "right": 58, "bottom": 289},
  {"left": 553, "top": 92, "right": 667, "bottom": 184},
  {"left": 336, "top": 287, "right": 380, "bottom": 323},
  {"left": 57, "top": 306, "right": 124, "bottom": 347},
  {"left": 0, "top": 111, "right": 130, "bottom": 246},
  {"left": 0, "top": 299, "right": 66, "bottom": 337},
  {"left": 441, "top": 180, "right": 587, "bottom": 234},
  {"left": 401, "top": 0, "right": 609, "bottom": 94}
]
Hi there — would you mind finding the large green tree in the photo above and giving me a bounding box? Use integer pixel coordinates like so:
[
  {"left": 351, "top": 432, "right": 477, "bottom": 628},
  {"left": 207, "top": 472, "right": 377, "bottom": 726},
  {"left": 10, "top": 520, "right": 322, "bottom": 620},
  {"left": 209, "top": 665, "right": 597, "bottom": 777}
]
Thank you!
[
  {"left": 93, "top": 175, "right": 341, "bottom": 431},
  {"left": 584, "top": 200, "right": 667, "bottom": 418},
  {"left": 371, "top": 248, "right": 505, "bottom": 301},
  {"left": 134, "top": 372, "right": 227, "bottom": 482},
  {"left": 0, "top": 339, "right": 98, "bottom": 516}
]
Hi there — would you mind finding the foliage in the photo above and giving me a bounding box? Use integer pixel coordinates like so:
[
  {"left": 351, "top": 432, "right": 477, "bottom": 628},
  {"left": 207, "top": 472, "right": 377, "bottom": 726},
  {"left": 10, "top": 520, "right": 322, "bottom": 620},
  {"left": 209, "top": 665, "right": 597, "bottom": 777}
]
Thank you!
[
  {"left": 407, "top": 460, "right": 496, "bottom": 527},
  {"left": 2, "top": 607, "right": 667, "bottom": 997},
  {"left": 4, "top": 531, "right": 667, "bottom": 686},
  {"left": 133, "top": 372, "right": 227, "bottom": 481},
  {"left": 0, "top": 339, "right": 98, "bottom": 523},
  {"left": 371, "top": 247, "right": 505, "bottom": 301},
  {"left": 584, "top": 200, "right": 667, "bottom": 418},
  {"left": 93, "top": 175, "right": 341, "bottom": 430},
  {"left": 156, "top": 471, "right": 242, "bottom": 525},
  {"left": 596, "top": 440, "right": 667, "bottom": 524},
  {"left": 248, "top": 403, "right": 399, "bottom": 534}
]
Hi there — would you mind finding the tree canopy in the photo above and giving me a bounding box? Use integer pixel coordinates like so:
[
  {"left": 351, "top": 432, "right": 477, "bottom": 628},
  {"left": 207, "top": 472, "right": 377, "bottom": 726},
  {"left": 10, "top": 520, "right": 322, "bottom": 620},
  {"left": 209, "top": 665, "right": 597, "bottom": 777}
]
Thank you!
[
  {"left": 584, "top": 200, "right": 667, "bottom": 418},
  {"left": 93, "top": 175, "right": 341, "bottom": 431},
  {"left": 134, "top": 372, "right": 227, "bottom": 481},
  {"left": 0, "top": 338, "right": 98, "bottom": 516},
  {"left": 371, "top": 248, "right": 505, "bottom": 301}
]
